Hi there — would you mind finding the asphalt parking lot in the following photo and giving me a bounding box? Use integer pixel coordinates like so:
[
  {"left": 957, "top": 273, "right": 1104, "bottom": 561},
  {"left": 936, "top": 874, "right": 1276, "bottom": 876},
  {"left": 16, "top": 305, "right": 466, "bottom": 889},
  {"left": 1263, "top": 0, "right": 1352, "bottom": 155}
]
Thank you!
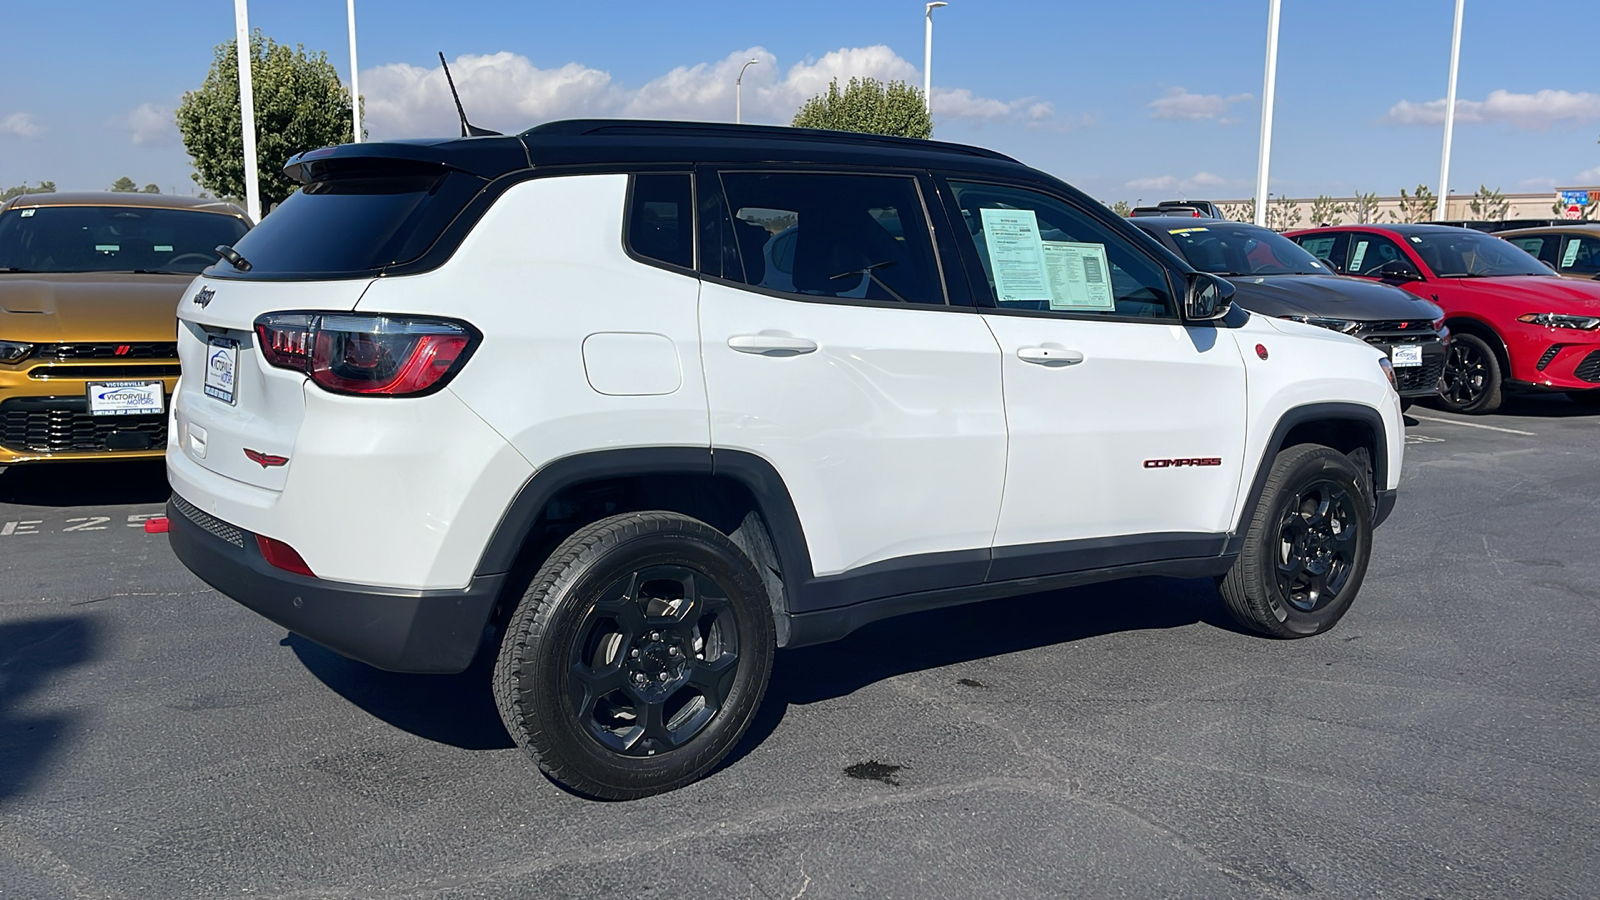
[{"left": 2, "top": 397, "right": 1597, "bottom": 900}]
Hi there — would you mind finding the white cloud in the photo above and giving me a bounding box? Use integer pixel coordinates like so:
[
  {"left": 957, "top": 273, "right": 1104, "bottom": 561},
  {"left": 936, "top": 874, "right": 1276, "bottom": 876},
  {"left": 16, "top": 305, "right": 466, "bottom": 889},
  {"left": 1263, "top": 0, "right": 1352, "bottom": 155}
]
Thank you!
[
  {"left": 1383, "top": 89, "right": 1600, "bottom": 130},
  {"left": 1147, "top": 87, "right": 1252, "bottom": 121},
  {"left": 115, "top": 103, "right": 177, "bottom": 146},
  {"left": 1125, "top": 171, "right": 1228, "bottom": 194},
  {"left": 360, "top": 46, "right": 1051, "bottom": 139},
  {"left": 0, "top": 112, "right": 43, "bottom": 138},
  {"left": 1574, "top": 166, "right": 1600, "bottom": 183}
]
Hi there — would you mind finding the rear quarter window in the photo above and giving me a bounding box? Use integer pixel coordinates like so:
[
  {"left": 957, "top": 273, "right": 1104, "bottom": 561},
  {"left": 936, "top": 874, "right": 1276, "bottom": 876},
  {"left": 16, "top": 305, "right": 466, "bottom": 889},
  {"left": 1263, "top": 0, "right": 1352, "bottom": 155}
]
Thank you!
[{"left": 219, "top": 169, "right": 485, "bottom": 278}]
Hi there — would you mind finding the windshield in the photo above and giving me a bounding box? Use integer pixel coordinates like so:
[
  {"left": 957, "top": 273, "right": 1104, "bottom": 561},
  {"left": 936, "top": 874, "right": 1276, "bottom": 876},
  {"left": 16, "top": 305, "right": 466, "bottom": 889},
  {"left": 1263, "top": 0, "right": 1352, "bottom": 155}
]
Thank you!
[
  {"left": 0, "top": 205, "right": 248, "bottom": 274},
  {"left": 1158, "top": 223, "right": 1326, "bottom": 276},
  {"left": 1407, "top": 230, "right": 1552, "bottom": 277}
]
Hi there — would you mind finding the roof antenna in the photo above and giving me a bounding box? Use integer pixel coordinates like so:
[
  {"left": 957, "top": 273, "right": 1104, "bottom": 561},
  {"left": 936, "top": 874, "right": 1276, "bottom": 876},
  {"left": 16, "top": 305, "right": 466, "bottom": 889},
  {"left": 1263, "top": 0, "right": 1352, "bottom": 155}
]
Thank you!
[{"left": 438, "top": 52, "right": 501, "bottom": 137}]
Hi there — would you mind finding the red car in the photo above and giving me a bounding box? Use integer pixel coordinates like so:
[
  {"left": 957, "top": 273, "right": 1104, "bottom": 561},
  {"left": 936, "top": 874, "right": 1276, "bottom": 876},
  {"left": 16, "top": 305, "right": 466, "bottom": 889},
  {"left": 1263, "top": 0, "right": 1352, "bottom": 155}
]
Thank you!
[{"left": 1286, "top": 224, "right": 1600, "bottom": 413}]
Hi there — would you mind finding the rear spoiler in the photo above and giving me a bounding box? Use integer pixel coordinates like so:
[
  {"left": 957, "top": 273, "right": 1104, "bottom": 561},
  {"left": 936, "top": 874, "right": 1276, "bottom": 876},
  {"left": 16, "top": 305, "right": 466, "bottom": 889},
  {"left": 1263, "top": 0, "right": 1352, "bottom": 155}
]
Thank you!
[{"left": 282, "top": 138, "right": 531, "bottom": 185}]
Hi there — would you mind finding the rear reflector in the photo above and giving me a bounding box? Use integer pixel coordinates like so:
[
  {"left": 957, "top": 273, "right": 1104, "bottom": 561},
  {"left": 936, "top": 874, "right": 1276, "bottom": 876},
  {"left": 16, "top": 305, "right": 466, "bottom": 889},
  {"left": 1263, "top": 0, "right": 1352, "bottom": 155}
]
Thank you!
[{"left": 257, "top": 535, "right": 315, "bottom": 577}]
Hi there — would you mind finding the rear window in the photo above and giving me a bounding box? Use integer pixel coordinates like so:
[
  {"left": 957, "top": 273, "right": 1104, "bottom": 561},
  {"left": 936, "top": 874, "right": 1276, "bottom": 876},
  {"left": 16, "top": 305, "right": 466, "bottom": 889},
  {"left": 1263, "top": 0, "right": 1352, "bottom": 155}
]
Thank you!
[
  {"left": 219, "top": 170, "right": 484, "bottom": 278},
  {"left": 0, "top": 206, "right": 248, "bottom": 275}
]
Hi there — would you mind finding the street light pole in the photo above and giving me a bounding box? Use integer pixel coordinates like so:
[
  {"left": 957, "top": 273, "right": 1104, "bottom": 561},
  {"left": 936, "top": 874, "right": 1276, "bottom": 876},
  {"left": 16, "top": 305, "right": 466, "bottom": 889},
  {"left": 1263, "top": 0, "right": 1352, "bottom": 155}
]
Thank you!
[
  {"left": 347, "top": 0, "right": 361, "bottom": 142},
  {"left": 924, "top": 2, "right": 947, "bottom": 114},
  {"left": 234, "top": 0, "right": 260, "bottom": 222},
  {"left": 1252, "top": 0, "right": 1281, "bottom": 227},
  {"left": 1436, "top": 0, "right": 1465, "bottom": 221},
  {"left": 736, "top": 58, "right": 759, "bottom": 125}
]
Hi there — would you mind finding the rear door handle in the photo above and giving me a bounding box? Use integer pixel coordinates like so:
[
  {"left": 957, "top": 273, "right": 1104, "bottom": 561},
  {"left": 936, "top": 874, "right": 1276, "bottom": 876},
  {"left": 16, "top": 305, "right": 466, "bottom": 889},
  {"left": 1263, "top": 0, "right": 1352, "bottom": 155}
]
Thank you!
[
  {"left": 1016, "top": 346, "right": 1085, "bottom": 366},
  {"left": 727, "top": 334, "right": 818, "bottom": 356}
]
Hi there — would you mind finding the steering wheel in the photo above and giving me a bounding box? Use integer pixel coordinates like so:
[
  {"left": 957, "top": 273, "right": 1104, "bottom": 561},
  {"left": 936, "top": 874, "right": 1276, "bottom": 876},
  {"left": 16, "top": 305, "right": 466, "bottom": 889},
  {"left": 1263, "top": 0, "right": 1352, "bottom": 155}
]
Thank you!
[{"left": 164, "top": 253, "right": 218, "bottom": 268}]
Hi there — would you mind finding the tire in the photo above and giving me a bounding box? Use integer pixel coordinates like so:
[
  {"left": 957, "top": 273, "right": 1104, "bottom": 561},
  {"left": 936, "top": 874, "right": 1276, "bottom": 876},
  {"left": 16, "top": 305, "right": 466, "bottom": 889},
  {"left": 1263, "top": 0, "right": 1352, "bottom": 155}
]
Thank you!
[
  {"left": 492, "top": 511, "right": 776, "bottom": 800},
  {"left": 1566, "top": 390, "right": 1600, "bottom": 408},
  {"left": 1219, "top": 444, "right": 1373, "bottom": 639},
  {"left": 1435, "top": 333, "right": 1503, "bottom": 414}
]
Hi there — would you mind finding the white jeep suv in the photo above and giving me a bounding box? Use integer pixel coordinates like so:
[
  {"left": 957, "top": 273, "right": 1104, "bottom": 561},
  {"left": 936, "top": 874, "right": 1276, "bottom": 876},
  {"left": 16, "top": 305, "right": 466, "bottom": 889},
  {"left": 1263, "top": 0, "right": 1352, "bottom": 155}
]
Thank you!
[{"left": 167, "top": 120, "right": 1403, "bottom": 799}]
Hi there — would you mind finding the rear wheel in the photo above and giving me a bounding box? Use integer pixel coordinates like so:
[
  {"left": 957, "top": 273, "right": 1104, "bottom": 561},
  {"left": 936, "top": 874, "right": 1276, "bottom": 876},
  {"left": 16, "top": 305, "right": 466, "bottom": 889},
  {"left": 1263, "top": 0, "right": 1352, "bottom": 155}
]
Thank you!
[
  {"left": 493, "top": 511, "right": 775, "bottom": 799},
  {"left": 1219, "top": 444, "right": 1372, "bottom": 638},
  {"left": 1436, "top": 333, "right": 1503, "bottom": 414}
]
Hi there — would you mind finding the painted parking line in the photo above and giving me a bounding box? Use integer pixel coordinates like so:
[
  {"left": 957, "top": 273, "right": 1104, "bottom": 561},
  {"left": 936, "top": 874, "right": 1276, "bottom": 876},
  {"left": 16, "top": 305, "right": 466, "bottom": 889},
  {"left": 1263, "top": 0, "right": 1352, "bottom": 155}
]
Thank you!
[
  {"left": 1, "top": 512, "right": 165, "bottom": 537},
  {"left": 1408, "top": 414, "right": 1535, "bottom": 436}
]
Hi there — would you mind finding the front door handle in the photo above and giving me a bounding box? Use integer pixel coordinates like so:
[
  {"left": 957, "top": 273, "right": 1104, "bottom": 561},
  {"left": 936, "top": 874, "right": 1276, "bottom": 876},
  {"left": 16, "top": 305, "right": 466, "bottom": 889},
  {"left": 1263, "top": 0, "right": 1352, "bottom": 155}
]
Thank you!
[
  {"left": 1016, "top": 346, "right": 1085, "bottom": 366},
  {"left": 728, "top": 334, "right": 818, "bottom": 356}
]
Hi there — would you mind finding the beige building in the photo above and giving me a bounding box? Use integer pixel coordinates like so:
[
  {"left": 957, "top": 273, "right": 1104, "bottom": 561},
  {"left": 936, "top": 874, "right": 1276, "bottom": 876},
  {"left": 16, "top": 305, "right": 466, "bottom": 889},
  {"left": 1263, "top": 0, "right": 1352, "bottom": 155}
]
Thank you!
[{"left": 1209, "top": 187, "right": 1599, "bottom": 228}]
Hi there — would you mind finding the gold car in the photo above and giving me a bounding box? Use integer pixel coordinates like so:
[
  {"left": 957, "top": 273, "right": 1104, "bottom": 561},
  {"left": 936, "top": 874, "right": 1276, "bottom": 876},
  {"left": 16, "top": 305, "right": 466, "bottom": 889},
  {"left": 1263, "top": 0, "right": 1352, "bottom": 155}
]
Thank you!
[
  {"left": 0, "top": 192, "right": 250, "bottom": 465},
  {"left": 1500, "top": 224, "right": 1600, "bottom": 281}
]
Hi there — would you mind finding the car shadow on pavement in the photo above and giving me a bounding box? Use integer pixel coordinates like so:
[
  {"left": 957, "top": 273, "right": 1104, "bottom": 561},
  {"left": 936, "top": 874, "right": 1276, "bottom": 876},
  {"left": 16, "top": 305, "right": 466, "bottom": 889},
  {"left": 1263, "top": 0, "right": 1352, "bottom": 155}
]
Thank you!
[
  {"left": 283, "top": 577, "right": 1237, "bottom": 766},
  {"left": 718, "top": 575, "right": 1239, "bottom": 772},
  {"left": 0, "top": 615, "right": 98, "bottom": 801},
  {"left": 284, "top": 634, "right": 515, "bottom": 751},
  {"left": 1417, "top": 394, "right": 1600, "bottom": 419},
  {"left": 0, "top": 460, "right": 170, "bottom": 507}
]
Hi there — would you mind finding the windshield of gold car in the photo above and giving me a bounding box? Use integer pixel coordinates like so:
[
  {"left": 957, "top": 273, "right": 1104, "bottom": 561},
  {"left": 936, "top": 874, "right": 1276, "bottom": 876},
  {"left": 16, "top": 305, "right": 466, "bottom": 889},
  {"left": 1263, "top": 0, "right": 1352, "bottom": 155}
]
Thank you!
[{"left": 0, "top": 206, "right": 249, "bottom": 275}]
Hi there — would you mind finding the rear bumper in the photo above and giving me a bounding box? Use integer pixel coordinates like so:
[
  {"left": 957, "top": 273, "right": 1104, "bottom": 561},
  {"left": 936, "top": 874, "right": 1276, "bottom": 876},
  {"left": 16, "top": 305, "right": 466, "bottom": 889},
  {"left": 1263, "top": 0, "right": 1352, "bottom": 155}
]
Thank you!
[{"left": 166, "top": 494, "right": 503, "bottom": 674}]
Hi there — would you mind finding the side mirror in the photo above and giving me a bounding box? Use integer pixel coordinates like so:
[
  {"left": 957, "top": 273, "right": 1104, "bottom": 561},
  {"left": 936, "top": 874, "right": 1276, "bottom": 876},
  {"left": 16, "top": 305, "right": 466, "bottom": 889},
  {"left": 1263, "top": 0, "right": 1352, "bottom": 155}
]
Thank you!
[
  {"left": 1379, "top": 259, "right": 1422, "bottom": 281},
  {"left": 1541, "top": 259, "right": 1558, "bottom": 273},
  {"left": 1184, "top": 272, "right": 1235, "bottom": 321},
  {"left": 1318, "top": 257, "right": 1339, "bottom": 273}
]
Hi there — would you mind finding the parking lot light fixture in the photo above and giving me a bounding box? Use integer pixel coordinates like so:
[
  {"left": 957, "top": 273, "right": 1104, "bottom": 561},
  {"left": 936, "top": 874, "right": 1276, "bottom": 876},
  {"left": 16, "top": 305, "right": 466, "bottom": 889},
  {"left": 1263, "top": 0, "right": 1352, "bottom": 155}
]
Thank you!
[
  {"left": 736, "top": 58, "right": 759, "bottom": 125},
  {"left": 924, "top": 2, "right": 948, "bottom": 114},
  {"left": 234, "top": 0, "right": 261, "bottom": 223},
  {"left": 1436, "top": 0, "right": 1465, "bottom": 221},
  {"left": 347, "top": 0, "right": 361, "bottom": 142},
  {"left": 1253, "top": 0, "right": 1281, "bottom": 227}
]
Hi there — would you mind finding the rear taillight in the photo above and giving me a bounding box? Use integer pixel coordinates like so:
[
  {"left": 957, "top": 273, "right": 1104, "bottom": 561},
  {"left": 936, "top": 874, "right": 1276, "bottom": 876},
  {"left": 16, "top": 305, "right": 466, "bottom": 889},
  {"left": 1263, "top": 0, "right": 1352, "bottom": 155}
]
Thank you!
[{"left": 254, "top": 313, "right": 478, "bottom": 397}]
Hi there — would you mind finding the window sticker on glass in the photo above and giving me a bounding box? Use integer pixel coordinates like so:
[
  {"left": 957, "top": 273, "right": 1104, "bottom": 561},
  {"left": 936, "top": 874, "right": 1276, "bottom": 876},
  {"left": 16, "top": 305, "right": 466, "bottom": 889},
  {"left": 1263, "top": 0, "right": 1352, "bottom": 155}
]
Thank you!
[
  {"left": 980, "top": 207, "right": 1050, "bottom": 302},
  {"left": 1562, "top": 239, "right": 1583, "bottom": 268},
  {"left": 1041, "top": 241, "right": 1116, "bottom": 310},
  {"left": 1349, "top": 241, "right": 1369, "bottom": 272},
  {"left": 1168, "top": 227, "right": 1209, "bottom": 235},
  {"left": 19, "top": 209, "right": 34, "bottom": 217}
]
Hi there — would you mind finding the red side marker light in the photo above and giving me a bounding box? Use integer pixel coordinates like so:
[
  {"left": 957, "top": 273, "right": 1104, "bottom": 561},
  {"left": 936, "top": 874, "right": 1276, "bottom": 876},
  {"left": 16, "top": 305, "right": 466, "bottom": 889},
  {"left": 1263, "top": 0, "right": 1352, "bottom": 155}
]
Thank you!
[
  {"left": 143, "top": 516, "right": 169, "bottom": 534},
  {"left": 1255, "top": 344, "right": 1269, "bottom": 360},
  {"left": 257, "top": 535, "right": 315, "bottom": 578}
]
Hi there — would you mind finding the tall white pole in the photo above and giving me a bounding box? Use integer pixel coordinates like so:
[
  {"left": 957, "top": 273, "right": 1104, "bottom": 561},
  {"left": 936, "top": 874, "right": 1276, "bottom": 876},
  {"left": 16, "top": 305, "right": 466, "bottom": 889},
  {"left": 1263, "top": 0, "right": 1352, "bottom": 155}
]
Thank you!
[
  {"left": 1436, "top": 0, "right": 1465, "bottom": 220},
  {"left": 234, "top": 0, "right": 260, "bottom": 222},
  {"left": 347, "top": 0, "right": 361, "bottom": 142},
  {"left": 1252, "top": 0, "right": 1281, "bottom": 227},
  {"left": 924, "top": 2, "right": 947, "bottom": 114},
  {"left": 736, "top": 58, "right": 758, "bottom": 125}
]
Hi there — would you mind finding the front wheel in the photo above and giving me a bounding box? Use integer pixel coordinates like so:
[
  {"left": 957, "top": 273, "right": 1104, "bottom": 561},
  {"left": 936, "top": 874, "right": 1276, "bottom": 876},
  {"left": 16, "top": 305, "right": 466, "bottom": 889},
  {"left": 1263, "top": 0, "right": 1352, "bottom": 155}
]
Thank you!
[
  {"left": 1436, "top": 333, "right": 1503, "bottom": 414},
  {"left": 1219, "top": 444, "right": 1373, "bottom": 638},
  {"left": 493, "top": 511, "right": 775, "bottom": 800}
]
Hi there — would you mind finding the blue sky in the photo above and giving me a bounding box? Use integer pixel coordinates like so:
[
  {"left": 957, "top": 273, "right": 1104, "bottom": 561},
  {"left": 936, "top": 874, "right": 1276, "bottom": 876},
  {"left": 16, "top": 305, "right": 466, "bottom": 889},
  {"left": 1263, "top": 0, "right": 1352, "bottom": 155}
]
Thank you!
[{"left": 2, "top": 0, "right": 1596, "bottom": 204}]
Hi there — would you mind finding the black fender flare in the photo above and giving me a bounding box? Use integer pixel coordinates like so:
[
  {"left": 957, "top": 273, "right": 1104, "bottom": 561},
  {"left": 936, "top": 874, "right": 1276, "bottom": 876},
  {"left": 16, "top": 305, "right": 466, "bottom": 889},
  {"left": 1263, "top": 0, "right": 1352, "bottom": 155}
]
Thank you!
[{"left": 1225, "top": 401, "right": 1392, "bottom": 556}]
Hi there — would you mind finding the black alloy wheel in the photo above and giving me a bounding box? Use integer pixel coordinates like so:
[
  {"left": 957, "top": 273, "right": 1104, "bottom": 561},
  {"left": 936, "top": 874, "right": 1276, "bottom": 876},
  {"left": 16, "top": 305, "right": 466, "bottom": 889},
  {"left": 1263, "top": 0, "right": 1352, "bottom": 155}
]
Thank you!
[
  {"left": 493, "top": 511, "right": 775, "bottom": 800},
  {"left": 1436, "top": 333, "right": 1503, "bottom": 414},
  {"left": 569, "top": 564, "right": 741, "bottom": 756},
  {"left": 1219, "top": 443, "right": 1372, "bottom": 638},
  {"left": 1274, "top": 479, "right": 1358, "bottom": 615}
]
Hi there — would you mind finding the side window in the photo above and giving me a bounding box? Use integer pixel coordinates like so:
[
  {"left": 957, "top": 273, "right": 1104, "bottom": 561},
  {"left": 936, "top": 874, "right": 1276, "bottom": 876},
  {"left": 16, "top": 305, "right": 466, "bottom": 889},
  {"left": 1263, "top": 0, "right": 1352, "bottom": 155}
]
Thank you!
[
  {"left": 1560, "top": 235, "right": 1600, "bottom": 275},
  {"left": 1294, "top": 233, "right": 1348, "bottom": 272},
  {"left": 626, "top": 173, "right": 693, "bottom": 270},
  {"left": 717, "top": 172, "right": 945, "bottom": 305},
  {"left": 947, "top": 181, "right": 1175, "bottom": 318},
  {"left": 1506, "top": 235, "right": 1554, "bottom": 264},
  {"left": 1345, "top": 233, "right": 1410, "bottom": 276}
]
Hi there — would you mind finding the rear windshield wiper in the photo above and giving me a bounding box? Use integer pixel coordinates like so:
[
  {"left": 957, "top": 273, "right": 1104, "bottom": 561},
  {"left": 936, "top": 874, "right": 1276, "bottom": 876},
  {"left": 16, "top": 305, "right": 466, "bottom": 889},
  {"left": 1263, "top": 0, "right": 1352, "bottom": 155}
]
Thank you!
[{"left": 215, "top": 244, "right": 253, "bottom": 272}]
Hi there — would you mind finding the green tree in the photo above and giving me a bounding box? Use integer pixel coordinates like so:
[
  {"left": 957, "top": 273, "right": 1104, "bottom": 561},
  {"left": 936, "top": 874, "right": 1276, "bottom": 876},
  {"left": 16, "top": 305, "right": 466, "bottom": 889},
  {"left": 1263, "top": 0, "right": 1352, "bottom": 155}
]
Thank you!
[
  {"left": 176, "top": 29, "right": 357, "bottom": 208},
  {"left": 1109, "top": 200, "right": 1132, "bottom": 217},
  {"left": 110, "top": 176, "right": 139, "bottom": 192},
  {"left": 1309, "top": 195, "right": 1348, "bottom": 226},
  {"left": 792, "top": 77, "right": 932, "bottom": 139},
  {"left": 1221, "top": 199, "right": 1255, "bottom": 223},
  {"left": 142, "top": 184, "right": 160, "bottom": 194},
  {"left": 1266, "top": 195, "right": 1303, "bottom": 231},
  {"left": 1468, "top": 185, "right": 1508, "bottom": 221},
  {"left": 0, "top": 181, "right": 55, "bottom": 202},
  {"left": 1390, "top": 184, "right": 1436, "bottom": 223},
  {"left": 1350, "top": 191, "right": 1382, "bottom": 224}
]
